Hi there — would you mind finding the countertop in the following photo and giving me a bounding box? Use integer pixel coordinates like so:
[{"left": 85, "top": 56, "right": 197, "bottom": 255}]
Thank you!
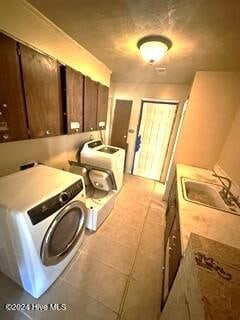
[
  {"left": 176, "top": 164, "right": 240, "bottom": 254},
  {"left": 161, "top": 233, "right": 240, "bottom": 320}
]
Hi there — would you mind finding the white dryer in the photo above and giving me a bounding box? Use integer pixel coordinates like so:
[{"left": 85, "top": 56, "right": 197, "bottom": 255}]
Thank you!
[
  {"left": 80, "top": 140, "right": 125, "bottom": 192},
  {"left": 0, "top": 165, "right": 87, "bottom": 298}
]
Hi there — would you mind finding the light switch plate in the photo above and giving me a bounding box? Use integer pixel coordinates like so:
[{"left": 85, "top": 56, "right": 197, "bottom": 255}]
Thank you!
[
  {"left": 98, "top": 121, "right": 105, "bottom": 127},
  {"left": 70, "top": 122, "right": 80, "bottom": 129}
]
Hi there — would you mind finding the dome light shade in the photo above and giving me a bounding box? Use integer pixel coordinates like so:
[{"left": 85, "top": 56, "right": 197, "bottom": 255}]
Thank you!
[{"left": 137, "top": 35, "right": 172, "bottom": 64}]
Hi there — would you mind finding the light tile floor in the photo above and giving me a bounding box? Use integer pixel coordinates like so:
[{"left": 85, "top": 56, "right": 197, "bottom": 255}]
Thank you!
[{"left": 0, "top": 174, "right": 166, "bottom": 320}]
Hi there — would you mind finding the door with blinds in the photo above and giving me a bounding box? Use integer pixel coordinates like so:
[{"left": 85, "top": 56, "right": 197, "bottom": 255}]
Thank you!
[{"left": 133, "top": 101, "right": 177, "bottom": 181}]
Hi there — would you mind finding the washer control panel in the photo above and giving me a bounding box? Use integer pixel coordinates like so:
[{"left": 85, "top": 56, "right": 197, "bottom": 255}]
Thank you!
[{"left": 88, "top": 140, "right": 103, "bottom": 148}]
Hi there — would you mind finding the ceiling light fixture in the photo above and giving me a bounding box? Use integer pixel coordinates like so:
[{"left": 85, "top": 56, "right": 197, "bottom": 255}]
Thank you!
[{"left": 137, "top": 35, "right": 172, "bottom": 64}]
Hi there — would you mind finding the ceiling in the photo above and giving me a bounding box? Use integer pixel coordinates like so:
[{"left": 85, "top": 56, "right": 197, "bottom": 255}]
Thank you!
[{"left": 27, "top": 0, "right": 240, "bottom": 84}]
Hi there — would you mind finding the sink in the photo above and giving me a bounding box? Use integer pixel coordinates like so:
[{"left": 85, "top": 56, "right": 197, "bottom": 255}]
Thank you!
[{"left": 181, "top": 177, "right": 240, "bottom": 215}]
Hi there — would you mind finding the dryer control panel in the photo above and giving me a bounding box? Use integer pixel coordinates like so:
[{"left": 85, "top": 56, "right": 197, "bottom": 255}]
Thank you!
[{"left": 27, "top": 179, "right": 83, "bottom": 225}]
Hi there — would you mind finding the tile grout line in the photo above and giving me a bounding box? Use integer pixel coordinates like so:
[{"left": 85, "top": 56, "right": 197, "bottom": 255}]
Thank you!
[
  {"left": 61, "top": 277, "right": 119, "bottom": 316},
  {"left": 116, "top": 181, "right": 156, "bottom": 320},
  {"left": 59, "top": 181, "right": 156, "bottom": 318}
]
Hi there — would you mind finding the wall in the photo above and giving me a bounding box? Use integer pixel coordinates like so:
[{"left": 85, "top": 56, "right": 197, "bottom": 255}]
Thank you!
[
  {"left": 0, "top": 132, "right": 100, "bottom": 177},
  {"left": 174, "top": 71, "right": 240, "bottom": 169},
  {"left": 218, "top": 107, "right": 240, "bottom": 185},
  {"left": 0, "top": 0, "right": 111, "bottom": 86},
  {"left": 0, "top": 0, "right": 110, "bottom": 176},
  {"left": 111, "top": 82, "right": 190, "bottom": 173}
]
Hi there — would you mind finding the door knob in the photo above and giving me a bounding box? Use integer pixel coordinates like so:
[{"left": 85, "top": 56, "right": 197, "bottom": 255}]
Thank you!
[{"left": 45, "top": 130, "right": 51, "bottom": 136}]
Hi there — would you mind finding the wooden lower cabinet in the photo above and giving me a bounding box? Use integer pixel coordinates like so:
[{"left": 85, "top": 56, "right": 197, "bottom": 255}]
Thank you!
[
  {"left": 168, "top": 215, "right": 182, "bottom": 288},
  {"left": 161, "top": 174, "right": 182, "bottom": 309},
  {"left": 19, "top": 44, "right": 63, "bottom": 139},
  {"left": 164, "top": 175, "right": 177, "bottom": 248},
  {"left": 0, "top": 33, "right": 28, "bottom": 142}
]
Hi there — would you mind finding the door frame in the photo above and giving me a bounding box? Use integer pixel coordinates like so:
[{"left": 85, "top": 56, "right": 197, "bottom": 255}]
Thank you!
[{"left": 131, "top": 99, "right": 179, "bottom": 182}]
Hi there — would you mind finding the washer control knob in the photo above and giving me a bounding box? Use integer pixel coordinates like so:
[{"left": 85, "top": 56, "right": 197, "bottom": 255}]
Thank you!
[{"left": 59, "top": 192, "right": 69, "bottom": 204}]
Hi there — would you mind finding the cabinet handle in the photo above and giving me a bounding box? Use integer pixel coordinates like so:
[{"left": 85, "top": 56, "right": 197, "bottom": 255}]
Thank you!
[
  {"left": 45, "top": 130, "right": 51, "bottom": 136},
  {"left": 2, "top": 103, "right": 7, "bottom": 108},
  {"left": 2, "top": 133, "right": 9, "bottom": 140}
]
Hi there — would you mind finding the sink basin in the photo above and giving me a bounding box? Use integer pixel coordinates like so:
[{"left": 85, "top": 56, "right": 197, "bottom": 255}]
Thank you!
[{"left": 181, "top": 177, "right": 240, "bottom": 215}]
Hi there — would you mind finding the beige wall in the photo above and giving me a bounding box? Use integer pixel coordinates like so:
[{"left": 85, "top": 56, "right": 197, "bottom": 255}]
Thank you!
[
  {"left": 175, "top": 71, "right": 240, "bottom": 169},
  {"left": 111, "top": 82, "right": 191, "bottom": 173},
  {"left": 218, "top": 107, "right": 240, "bottom": 185},
  {"left": 0, "top": 0, "right": 111, "bottom": 86},
  {"left": 0, "top": 132, "right": 100, "bottom": 177}
]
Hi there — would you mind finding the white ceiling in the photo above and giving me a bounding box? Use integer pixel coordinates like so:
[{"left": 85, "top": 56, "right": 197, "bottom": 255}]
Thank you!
[{"left": 27, "top": 0, "right": 240, "bottom": 84}]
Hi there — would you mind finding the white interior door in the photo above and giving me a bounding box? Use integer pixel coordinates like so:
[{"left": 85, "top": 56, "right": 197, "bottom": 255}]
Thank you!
[{"left": 133, "top": 101, "right": 177, "bottom": 180}]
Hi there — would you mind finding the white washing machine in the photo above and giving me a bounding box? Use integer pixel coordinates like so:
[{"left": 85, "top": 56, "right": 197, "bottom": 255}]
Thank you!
[
  {"left": 80, "top": 140, "right": 125, "bottom": 192},
  {"left": 0, "top": 165, "right": 87, "bottom": 298}
]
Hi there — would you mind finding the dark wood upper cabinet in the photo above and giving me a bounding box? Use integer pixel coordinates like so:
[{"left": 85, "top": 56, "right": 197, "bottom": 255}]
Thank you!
[
  {"left": 0, "top": 33, "right": 28, "bottom": 143},
  {"left": 0, "top": 31, "right": 110, "bottom": 143},
  {"left": 83, "top": 76, "right": 98, "bottom": 132},
  {"left": 19, "top": 44, "right": 63, "bottom": 139},
  {"left": 64, "top": 66, "right": 83, "bottom": 134},
  {"left": 97, "top": 83, "right": 109, "bottom": 130}
]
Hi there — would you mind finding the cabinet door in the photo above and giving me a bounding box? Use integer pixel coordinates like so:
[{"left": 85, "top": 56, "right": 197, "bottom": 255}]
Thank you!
[
  {"left": 83, "top": 77, "right": 97, "bottom": 132},
  {"left": 162, "top": 174, "right": 181, "bottom": 309},
  {"left": 0, "top": 33, "right": 28, "bottom": 142},
  {"left": 164, "top": 175, "right": 177, "bottom": 248},
  {"left": 168, "top": 215, "right": 182, "bottom": 289},
  {"left": 97, "top": 83, "right": 109, "bottom": 130},
  {"left": 20, "top": 44, "right": 62, "bottom": 138},
  {"left": 65, "top": 66, "right": 83, "bottom": 134}
]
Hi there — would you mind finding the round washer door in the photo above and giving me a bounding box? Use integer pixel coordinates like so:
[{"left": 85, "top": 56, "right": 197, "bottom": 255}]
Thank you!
[{"left": 41, "top": 200, "right": 86, "bottom": 266}]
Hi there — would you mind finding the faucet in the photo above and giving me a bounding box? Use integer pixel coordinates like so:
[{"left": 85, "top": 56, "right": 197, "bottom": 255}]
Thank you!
[{"left": 212, "top": 173, "right": 232, "bottom": 204}]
